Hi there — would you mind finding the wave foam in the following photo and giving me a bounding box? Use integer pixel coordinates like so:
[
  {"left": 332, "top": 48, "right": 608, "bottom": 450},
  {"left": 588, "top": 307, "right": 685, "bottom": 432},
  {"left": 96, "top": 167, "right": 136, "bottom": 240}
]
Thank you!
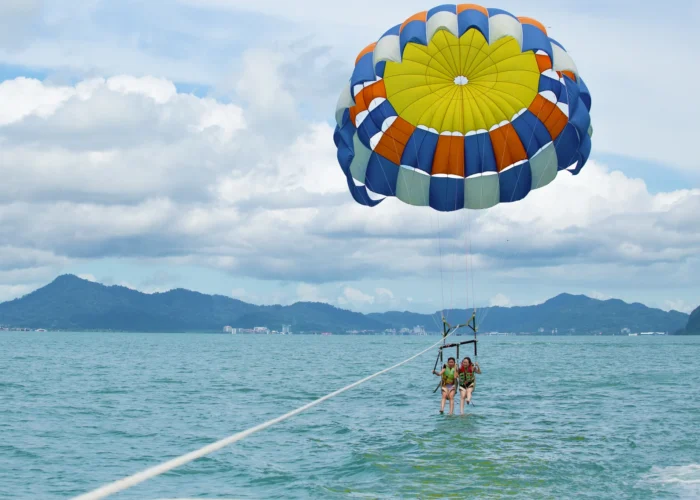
[{"left": 643, "top": 464, "right": 700, "bottom": 498}]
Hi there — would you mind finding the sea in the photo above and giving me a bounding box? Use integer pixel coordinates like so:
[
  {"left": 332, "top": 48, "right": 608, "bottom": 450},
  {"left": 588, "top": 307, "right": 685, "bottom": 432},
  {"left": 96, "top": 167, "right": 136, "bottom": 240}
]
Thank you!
[{"left": 1, "top": 332, "right": 699, "bottom": 499}]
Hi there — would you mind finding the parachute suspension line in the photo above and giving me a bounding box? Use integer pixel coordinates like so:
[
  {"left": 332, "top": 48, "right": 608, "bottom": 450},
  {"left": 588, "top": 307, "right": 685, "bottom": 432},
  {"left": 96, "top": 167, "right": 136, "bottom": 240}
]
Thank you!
[
  {"left": 398, "top": 106, "right": 447, "bottom": 331},
  {"left": 465, "top": 206, "right": 478, "bottom": 331},
  {"left": 485, "top": 94, "right": 556, "bottom": 334},
  {"left": 436, "top": 209, "right": 447, "bottom": 323},
  {"left": 362, "top": 113, "right": 447, "bottom": 335},
  {"left": 72, "top": 332, "right": 459, "bottom": 500}
]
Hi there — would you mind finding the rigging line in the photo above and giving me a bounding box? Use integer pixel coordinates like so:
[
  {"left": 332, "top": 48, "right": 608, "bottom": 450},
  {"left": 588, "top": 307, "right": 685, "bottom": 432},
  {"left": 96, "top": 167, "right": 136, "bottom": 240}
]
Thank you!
[
  {"left": 478, "top": 305, "right": 492, "bottom": 329},
  {"left": 467, "top": 205, "right": 477, "bottom": 320},
  {"left": 463, "top": 204, "right": 473, "bottom": 316},
  {"left": 436, "top": 207, "right": 446, "bottom": 321},
  {"left": 450, "top": 202, "right": 458, "bottom": 319},
  {"left": 72, "top": 331, "right": 459, "bottom": 500},
  {"left": 403, "top": 96, "right": 440, "bottom": 334}
]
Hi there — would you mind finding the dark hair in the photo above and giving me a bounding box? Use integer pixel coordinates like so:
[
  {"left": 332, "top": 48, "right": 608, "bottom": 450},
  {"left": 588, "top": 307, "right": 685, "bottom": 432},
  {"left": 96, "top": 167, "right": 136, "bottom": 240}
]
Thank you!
[{"left": 448, "top": 357, "right": 456, "bottom": 362}]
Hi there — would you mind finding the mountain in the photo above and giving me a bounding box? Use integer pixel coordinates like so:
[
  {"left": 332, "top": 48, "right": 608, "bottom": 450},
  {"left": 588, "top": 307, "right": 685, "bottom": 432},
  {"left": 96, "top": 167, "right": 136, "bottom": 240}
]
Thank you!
[
  {"left": 679, "top": 305, "right": 700, "bottom": 335},
  {"left": 370, "top": 293, "right": 688, "bottom": 335},
  {"left": 0, "top": 275, "right": 689, "bottom": 334},
  {"left": 0, "top": 275, "right": 380, "bottom": 333}
]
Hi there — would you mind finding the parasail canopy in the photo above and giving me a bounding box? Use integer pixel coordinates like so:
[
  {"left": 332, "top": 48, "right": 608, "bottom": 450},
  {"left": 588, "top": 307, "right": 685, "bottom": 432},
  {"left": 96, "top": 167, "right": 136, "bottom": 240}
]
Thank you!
[{"left": 333, "top": 5, "right": 592, "bottom": 212}]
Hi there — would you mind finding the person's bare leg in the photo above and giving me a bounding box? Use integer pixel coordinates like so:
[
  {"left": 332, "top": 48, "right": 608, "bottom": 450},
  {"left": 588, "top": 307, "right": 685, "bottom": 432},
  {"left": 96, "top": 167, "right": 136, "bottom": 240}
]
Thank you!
[
  {"left": 448, "top": 389, "right": 455, "bottom": 415},
  {"left": 467, "top": 386, "right": 474, "bottom": 405},
  {"left": 459, "top": 388, "right": 467, "bottom": 414},
  {"left": 440, "top": 388, "right": 447, "bottom": 413}
]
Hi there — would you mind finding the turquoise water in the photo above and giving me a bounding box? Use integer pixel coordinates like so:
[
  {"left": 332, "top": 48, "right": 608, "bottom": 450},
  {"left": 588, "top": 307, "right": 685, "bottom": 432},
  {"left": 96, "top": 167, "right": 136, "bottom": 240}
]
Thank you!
[{"left": 1, "top": 333, "right": 699, "bottom": 499}]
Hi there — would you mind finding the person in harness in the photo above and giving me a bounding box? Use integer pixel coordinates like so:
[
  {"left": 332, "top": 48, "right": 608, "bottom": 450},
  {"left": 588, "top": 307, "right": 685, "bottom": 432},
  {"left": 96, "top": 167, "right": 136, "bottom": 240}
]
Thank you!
[
  {"left": 433, "top": 357, "right": 457, "bottom": 415},
  {"left": 457, "top": 356, "right": 481, "bottom": 413}
]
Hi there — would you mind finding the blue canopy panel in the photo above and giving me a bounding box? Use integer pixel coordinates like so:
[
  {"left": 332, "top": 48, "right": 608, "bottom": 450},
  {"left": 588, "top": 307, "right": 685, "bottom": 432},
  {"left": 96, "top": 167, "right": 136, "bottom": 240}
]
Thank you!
[
  {"left": 333, "top": 122, "right": 382, "bottom": 207},
  {"left": 401, "top": 128, "right": 439, "bottom": 175},
  {"left": 499, "top": 162, "right": 532, "bottom": 203},
  {"left": 487, "top": 7, "right": 517, "bottom": 18},
  {"left": 364, "top": 152, "right": 399, "bottom": 197},
  {"left": 569, "top": 132, "right": 592, "bottom": 175},
  {"left": 458, "top": 8, "right": 488, "bottom": 38},
  {"left": 365, "top": 99, "right": 399, "bottom": 138},
  {"left": 381, "top": 24, "right": 401, "bottom": 37},
  {"left": 511, "top": 111, "right": 552, "bottom": 157},
  {"left": 373, "top": 24, "right": 399, "bottom": 77},
  {"left": 355, "top": 111, "right": 381, "bottom": 151},
  {"left": 375, "top": 61, "right": 387, "bottom": 78},
  {"left": 333, "top": 116, "right": 355, "bottom": 173},
  {"left": 400, "top": 20, "right": 428, "bottom": 55},
  {"left": 333, "top": 109, "right": 352, "bottom": 149},
  {"left": 350, "top": 53, "right": 377, "bottom": 94},
  {"left": 554, "top": 77, "right": 569, "bottom": 105},
  {"left": 569, "top": 96, "right": 591, "bottom": 142},
  {"left": 553, "top": 123, "right": 581, "bottom": 170},
  {"left": 522, "top": 24, "right": 553, "bottom": 60},
  {"left": 464, "top": 132, "right": 497, "bottom": 177},
  {"left": 346, "top": 171, "right": 384, "bottom": 207},
  {"left": 538, "top": 75, "right": 564, "bottom": 99},
  {"left": 578, "top": 77, "right": 592, "bottom": 111},
  {"left": 428, "top": 4, "right": 457, "bottom": 18},
  {"left": 429, "top": 175, "right": 465, "bottom": 212},
  {"left": 562, "top": 75, "right": 579, "bottom": 116},
  {"left": 549, "top": 37, "right": 567, "bottom": 51}
]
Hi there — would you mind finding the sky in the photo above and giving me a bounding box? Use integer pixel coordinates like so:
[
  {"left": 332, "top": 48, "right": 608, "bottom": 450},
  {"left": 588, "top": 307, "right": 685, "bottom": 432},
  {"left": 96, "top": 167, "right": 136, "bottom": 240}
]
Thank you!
[{"left": 0, "top": 0, "right": 698, "bottom": 314}]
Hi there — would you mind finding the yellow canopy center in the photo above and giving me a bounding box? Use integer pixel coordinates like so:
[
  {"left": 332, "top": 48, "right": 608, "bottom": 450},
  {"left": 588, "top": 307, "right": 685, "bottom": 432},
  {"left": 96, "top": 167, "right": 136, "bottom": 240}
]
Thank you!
[{"left": 383, "top": 29, "right": 541, "bottom": 134}]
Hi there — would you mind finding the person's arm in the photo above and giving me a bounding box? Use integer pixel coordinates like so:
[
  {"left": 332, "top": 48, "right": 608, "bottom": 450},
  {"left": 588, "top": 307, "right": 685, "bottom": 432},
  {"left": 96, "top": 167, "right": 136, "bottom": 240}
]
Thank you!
[
  {"left": 433, "top": 367, "right": 445, "bottom": 377},
  {"left": 475, "top": 363, "right": 482, "bottom": 374}
]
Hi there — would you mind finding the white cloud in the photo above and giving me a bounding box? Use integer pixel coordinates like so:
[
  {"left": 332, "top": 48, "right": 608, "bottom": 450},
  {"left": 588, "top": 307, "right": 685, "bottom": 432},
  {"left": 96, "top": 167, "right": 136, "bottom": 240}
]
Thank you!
[
  {"left": 296, "top": 283, "right": 328, "bottom": 303},
  {"left": 0, "top": 247, "right": 70, "bottom": 298},
  {"left": 663, "top": 300, "right": 696, "bottom": 314},
  {"left": 234, "top": 49, "right": 296, "bottom": 121},
  {"left": 0, "top": 76, "right": 245, "bottom": 206},
  {"left": 112, "top": 280, "right": 170, "bottom": 295},
  {"left": 0, "top": 284, "right": 35, "bottom": 303},
  {"left": 0, "top": 0, "right": 43, "bottom": 49},
  {"left": 0, "top": 77, "right": 73, "bottom": 125},
  {"left": 337, "top": 287, "right": 375, "bottom": 308},
  {"left": 1, "top": 70, "right": 698, "bottom": 302},
  {"left": 78, "top": 274, "right": 97, "bottom": 282},
  {"left": 0, "top": 12, "right": 699, "bottom": 313},
  {"left": 0, "top": 246, "right": 68, "bottom": 272},
  {"left": 375, "top": 288, "right": 394, "bottom": 304},
  {"left": 230, "top": 287, "right": 265, "bottom": 303},
  {"left": 1, "top": 0, "right": 695, "bottom": 173},
  {"left": 489, "top": 294, "right": 513, "bottom": 308},
  {"left": 182, "top": 0, "right": 700, "bottom": 171}
]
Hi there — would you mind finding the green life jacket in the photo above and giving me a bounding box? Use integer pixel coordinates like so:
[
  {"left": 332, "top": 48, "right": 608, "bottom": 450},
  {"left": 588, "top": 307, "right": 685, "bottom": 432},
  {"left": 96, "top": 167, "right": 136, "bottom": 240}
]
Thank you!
[
  {"left": 442, "top": 366, "right": 456, "bottom": 385},
  {"left": 459, "top": 365, "right": 475, "bottom": 386}
]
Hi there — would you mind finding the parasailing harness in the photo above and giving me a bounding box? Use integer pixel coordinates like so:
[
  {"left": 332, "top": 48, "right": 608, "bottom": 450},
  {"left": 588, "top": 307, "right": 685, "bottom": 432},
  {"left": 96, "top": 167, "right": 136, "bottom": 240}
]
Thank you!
[{"left": 432, "top": 311, "right": 478, "bottom": 393}]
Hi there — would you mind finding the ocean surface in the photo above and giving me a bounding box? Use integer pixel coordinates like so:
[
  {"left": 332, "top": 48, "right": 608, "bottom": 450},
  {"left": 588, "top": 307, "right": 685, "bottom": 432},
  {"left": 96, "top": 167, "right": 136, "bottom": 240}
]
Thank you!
[{"left": 1, "top": 332, "right": 699, "bottom": 499}]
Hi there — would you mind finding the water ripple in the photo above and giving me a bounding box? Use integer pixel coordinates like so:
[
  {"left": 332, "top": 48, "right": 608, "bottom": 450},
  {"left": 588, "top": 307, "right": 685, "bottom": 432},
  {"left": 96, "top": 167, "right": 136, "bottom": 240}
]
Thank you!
[{"left": 1, "top": 333, "right": 699, "bottom": 499}]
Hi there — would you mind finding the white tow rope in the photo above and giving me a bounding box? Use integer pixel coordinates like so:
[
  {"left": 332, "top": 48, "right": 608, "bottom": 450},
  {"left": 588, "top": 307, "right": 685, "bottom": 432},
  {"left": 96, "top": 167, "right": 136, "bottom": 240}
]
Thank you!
[{"left": 72, "top": 332, "right": 457, "bottom": 500}]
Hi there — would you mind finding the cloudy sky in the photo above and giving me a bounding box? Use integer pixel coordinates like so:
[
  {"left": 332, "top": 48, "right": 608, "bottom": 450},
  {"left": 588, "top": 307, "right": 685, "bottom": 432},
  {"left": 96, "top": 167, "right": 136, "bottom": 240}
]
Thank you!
[{"left": 0, "top": 0, "right": 698, "bottom": 314}]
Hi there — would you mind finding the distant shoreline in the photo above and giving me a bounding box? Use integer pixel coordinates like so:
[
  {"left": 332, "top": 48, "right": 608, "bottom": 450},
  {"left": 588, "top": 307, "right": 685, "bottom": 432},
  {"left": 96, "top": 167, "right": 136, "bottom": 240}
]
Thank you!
[
  {"left": 0, "top": 275, "right": 693, "bottom": 336},
  {"left": 1, "top": 329, "right": 685, "bottom": 336}
]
